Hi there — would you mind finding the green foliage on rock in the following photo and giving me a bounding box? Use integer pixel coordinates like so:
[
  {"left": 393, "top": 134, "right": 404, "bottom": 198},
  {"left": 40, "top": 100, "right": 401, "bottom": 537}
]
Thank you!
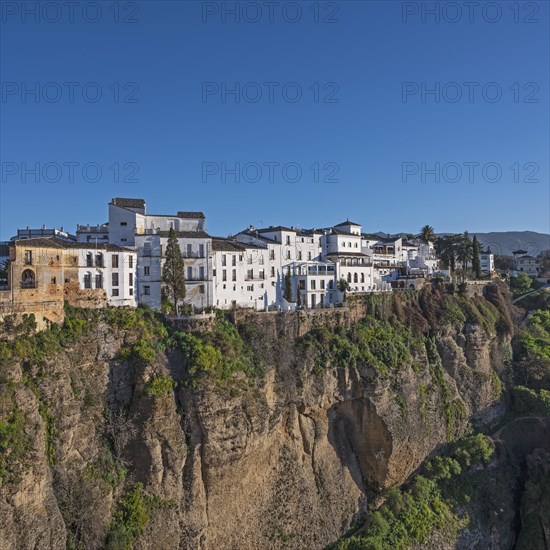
[
  {"left": 300, "top": 317, "right": 421, "bottom": 377},
  {"left": 145, "top": 374, "right": 175, "bottom": 397},
  {"left": 511, "top": 386, "right": 550, "bottom": 415},
  {"left": 175, "top": 318, "right": 263, "bottom": 386}
]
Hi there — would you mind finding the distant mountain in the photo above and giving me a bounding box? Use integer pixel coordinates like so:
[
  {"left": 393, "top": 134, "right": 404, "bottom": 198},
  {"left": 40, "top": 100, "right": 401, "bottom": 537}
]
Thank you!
[{"left": 474, "top": 231, "right": 550, "bottom": 257}]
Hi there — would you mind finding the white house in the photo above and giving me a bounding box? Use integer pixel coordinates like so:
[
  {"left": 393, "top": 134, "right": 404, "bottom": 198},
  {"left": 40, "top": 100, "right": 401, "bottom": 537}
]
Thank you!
[
  {"left": 73, "top": 244, "right": 137, "bottom": 307},
  {"left": 107, "top": 198, "right": 212, "bottom": 311},
  {"left": 77, "top": 223, "right": 109, "bottom": 245}
]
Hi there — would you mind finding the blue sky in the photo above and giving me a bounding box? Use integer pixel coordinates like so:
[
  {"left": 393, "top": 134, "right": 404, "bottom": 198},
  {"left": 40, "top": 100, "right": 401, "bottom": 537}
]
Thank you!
[{"left": 1, "top": 0, "right": 549, "bottom": 239}]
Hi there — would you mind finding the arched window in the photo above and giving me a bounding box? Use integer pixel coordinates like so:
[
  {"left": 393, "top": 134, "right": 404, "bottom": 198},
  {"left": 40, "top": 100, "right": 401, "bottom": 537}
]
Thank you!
[
  {"left": 361, "top": 273, "right": 365, "bottom": 283},
  {"left": 347, "top": 272, "right": 351, "bottom": 283},
  {"left": 21, "top": 269, "right": 36, "bottom": 289},
  {"left": 354, "top": 273, "right": 358, "bottom": 283},
  {"left": 86, "top": 252, "right": 93, "bottom": 267},
  {"left": 95, "top": 253, "right": 104, "bottom": 267}
]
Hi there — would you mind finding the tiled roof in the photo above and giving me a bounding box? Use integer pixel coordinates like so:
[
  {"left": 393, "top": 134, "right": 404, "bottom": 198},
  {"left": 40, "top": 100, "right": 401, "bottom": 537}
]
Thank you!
[
  {"left": 177, "top": 211, "right": 205, "bottom": 219},
  {"left": 12, "top": 237, "right": 133, "bottom": 252},
  {"left": 256, "top": 225, "right": 296, "bottom": 233},
  {"left": 211, "top": 239, "right": 246, "bottom": 252},
  {"left": 325, "top": 251, "right": 369, "bottom": 258},
  {"left": 111, "top": 198, "right": 145, "bottom": 209},
  {"left": 157, "top": 231, "right": 210, "bottom": 239},
  {"left": 334, "top": 220, "right": 362, "bottom": 227}
]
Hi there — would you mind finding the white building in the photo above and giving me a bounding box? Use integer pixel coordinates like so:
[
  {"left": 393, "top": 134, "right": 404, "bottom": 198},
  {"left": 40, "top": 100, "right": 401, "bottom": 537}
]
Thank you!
[
  {"left": 77, "top": 223, "right": 109, "bottom": 244},
  {"left": 512, "top": 250, "right": 539, "bottom": 277},
  {"left": 72, "top": 244, "right": 137, "bottom": 307},
  {"left": 107, "top": 198, "right": 212, "bottom": 311}
]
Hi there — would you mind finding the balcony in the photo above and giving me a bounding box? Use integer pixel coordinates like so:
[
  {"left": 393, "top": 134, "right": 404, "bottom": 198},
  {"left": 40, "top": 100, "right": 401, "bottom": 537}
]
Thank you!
[
  {"left": 21, "top": 281, "right": 37, "bottom": 289},
  {"left": 183, "top": 252, "right": 206, "bottom": 259}
]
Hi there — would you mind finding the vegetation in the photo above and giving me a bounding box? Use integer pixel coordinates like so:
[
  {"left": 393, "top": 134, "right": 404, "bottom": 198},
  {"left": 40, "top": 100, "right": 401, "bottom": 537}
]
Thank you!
[
  {"left": 176, "top": 317, "right": 263, "bottom": 387},
  {"left": 300, "top": 317, "right": 422, "bottom": 377},
  {"left": 145, "top": 374, "right": 175, "bottom": 397},
  {"left": 161, "top": 227, "right": 186, "bottom": 315},
  {"left": 107, "top": 483, "right": 170, "bottom": 550},
  {"left": 284, "top": 266, "right": 293, "bottom": 302},
  {"left": 419, "top": 225, "right": 435, "bottom": 244},
  {"left": 334, "top": 434, "right": 495, "bottom": 550},
  {"left": 511, "top": 386, "right": 550, "bottom": 415},
  {"left": 510, "top": 272, "right": 532, "bottom": 297},
  {"left": 472, "top": 235, "right": 482, "bottom": 279}
]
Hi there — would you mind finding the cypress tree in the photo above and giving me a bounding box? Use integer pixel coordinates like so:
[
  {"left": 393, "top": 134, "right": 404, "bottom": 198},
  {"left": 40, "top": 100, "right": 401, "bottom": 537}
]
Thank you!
[
  {"left": 161, "top": 228, "right": 186, "bottom": 314},
  {"left": 284, "top": 266, "right": 293, "bottom": 302},
  {"left": 472, "top": 235, "right": 482, "bottom": 279}
]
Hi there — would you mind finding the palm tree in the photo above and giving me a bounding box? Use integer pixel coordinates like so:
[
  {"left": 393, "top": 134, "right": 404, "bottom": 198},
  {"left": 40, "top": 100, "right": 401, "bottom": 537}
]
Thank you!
[
  {"left": 457, "top": 231, "right": 473, "bottom": 273},
  {"left": 419, "top": 225, "right": 435, "bottom": 244}
]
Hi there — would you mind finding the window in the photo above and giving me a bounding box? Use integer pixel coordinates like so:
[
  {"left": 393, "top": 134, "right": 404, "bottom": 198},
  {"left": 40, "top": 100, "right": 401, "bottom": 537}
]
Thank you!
[
  {"left": 199, "top": 244, "right": 205, "bottom": 257},
  {"left": 299, "top": 280, "right": 305, "bottom": 290},
  {"left": 23, "top": 250, "right": 33, "bottom": 265},
  {"left": 222, "top": 269, "right": 227, "bottom": 281},
  {"left": 112, "top": 289, "right": 119, "bottom": 297},
  {"left": 199, "top": 266, "right": 205, "bottom": 280},
  {"left": 143, "top": 243, "right": 151, "bottom": 257},
  {"left": 270, "top": 249, "right": 275, "bottom": 260},
  {"left": 232, "top": 255, "right": 236, "bottom": 266},
  {"left": 84, "top": 273, "right": 92, "bottom": 289},
  {"left": 187, "top": 267, "right": 193, "bottom": 279},
  {"left": 347, "top": 273, "right": 351, "bottom": 283},
  {"left": 112, "top": 254, "right": 119, "bottom": 268},
  {"left": 342, "top": 242, "right": 345, "bottom": 247},
  {"left": 232, "top": 269, "right": 237, "bottom": 281},
  {"left": 308, "top": 252, "right": 312, "bottom": 261},
  {"left": 144, "top": 266, "right": 150, "bottom": 276},
  {"left": 286, "top": 235, "right": 291, "bottom": 245},
  {"left": 286, "top": 250, "right": 291, "bottom": 260},
  {"left": 143, "top": 285, "right": 150, "bottom": 296},
  {"left": 95, "top": 253, "right": 104, "bottom": 267},
  {"left": 121, "top": 238, "right": 127, "bottom": 242},
  {"left": 259, "top": 269, "right": 265, "bottom": 280},
  {"left": 298, "top": 251, "right": 302, "bottom": 260},
  {"left": 86, "top": 252, "right": 93, "bottom": 267},
  {"left": 95, "top": 274, "right": 103, "bottom": 289},
  {"left": 354, "top": 273, "right": 358, "bottom": 283},
  {"left": 129, "top": 255, "right": 133, "bottom": 268},
  {"left": 247, "top": 269, "right": 254, "bottom": 279},
  {"left": 321, "top": 279, "right": 325, "bottom": 289},
  {"left": 199, "top": 285, "right": 205, "bottom": 294},
  {"left": 112, "top": 273, "right": 119, "bottom": 287},
  {"left": 271, "top": 267, "right": 275, "bottom": 277},
  {"left": 361, "top": 273, "right": 365, "bottom": 283},
  {"left": 120, "top": 222, "right": 127, "bottom": 226},
  {"left": 222, "top": 254, "right": 227, "bottom": 266},
  {"left": 187, "top": 244, "right": 192, "bottom": 256},
  {"left": 311, "top": 280, "right": 316, "bottom": 290},
  {"left": 51, "top": 276, "right": 57, "bottom": 285},
  {"left": 354, "top": 243, "right": 358, "bottom": 248},
  {"left": 129, "top": 273, "right": 133, "bottom": 286},
  {"left": 129, "top": 288, "right": 133, "bottom": 295}
]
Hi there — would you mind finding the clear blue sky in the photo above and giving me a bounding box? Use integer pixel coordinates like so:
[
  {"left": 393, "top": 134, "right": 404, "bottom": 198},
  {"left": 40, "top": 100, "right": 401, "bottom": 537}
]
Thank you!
[{"left": 1, "top": 0, "right": 549, "bottom": 239}]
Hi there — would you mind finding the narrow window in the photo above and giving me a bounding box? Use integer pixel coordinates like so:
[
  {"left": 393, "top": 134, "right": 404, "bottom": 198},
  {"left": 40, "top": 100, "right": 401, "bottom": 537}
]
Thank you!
[{"left": 112, "top": 254, "right": 119, "bottom": 268}]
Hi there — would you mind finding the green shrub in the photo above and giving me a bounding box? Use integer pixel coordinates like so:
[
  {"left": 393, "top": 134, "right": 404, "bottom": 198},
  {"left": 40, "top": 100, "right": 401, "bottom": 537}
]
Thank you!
[
  {"left": 145, "top": 374, "right": 175, "bottom": 397},
  {"left": 511, "top": 386, "right": 550, "bottom": 415},
  {"left": 0, "top": 409, "right": 32, "bottom": 484}
]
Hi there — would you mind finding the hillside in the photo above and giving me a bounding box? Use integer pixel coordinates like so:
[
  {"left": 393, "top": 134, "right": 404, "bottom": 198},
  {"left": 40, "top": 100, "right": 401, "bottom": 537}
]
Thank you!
[{"left": 0, "top": 282, "right": 548, "bottom": 550}]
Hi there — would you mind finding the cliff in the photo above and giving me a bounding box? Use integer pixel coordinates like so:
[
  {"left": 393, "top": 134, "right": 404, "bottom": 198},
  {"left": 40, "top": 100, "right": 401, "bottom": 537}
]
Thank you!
[{"left": 0, "top": 282, "right": 544, "bottom": 550}]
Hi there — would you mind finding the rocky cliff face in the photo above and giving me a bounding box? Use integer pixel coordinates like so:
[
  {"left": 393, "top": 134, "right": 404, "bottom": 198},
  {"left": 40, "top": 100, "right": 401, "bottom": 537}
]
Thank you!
[{"left": 0, "top": 284, "right": 518, "bottom": 549}]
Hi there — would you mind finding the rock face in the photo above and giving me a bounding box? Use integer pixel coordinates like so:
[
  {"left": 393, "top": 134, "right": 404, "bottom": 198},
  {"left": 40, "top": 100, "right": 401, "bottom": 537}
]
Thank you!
[{"left": 0, "top": 285, "right": 516, "bottom": 549}]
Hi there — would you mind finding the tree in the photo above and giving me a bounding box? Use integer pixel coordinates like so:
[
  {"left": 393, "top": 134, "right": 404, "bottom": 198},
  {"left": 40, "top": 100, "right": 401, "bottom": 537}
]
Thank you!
[
  {"left": 296, "top": 285, "right": 301, "bottom": 307},
  {"left": 337, "top": 278, "right": 350, "bottom": 302},
  {"left": 472, "top": 235, "right": 482, "bottom": 279},
  {"left": 435, "top": 235, "right": 460, "bottom": 275},
  {"left": 284, "top": 266, "right": 293, "bottom": 302},
  {"left": 457, "top": 231, "right": 473, "bottom": 273},
  {"left": 510, "top": 272, "right": 532, "bottom": 297},
  {"left": 419, "top": 225, "right": 435, "bottom": 244},
  {"left": 161, "top": 228, "right": 186, "bottom": 315}
]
